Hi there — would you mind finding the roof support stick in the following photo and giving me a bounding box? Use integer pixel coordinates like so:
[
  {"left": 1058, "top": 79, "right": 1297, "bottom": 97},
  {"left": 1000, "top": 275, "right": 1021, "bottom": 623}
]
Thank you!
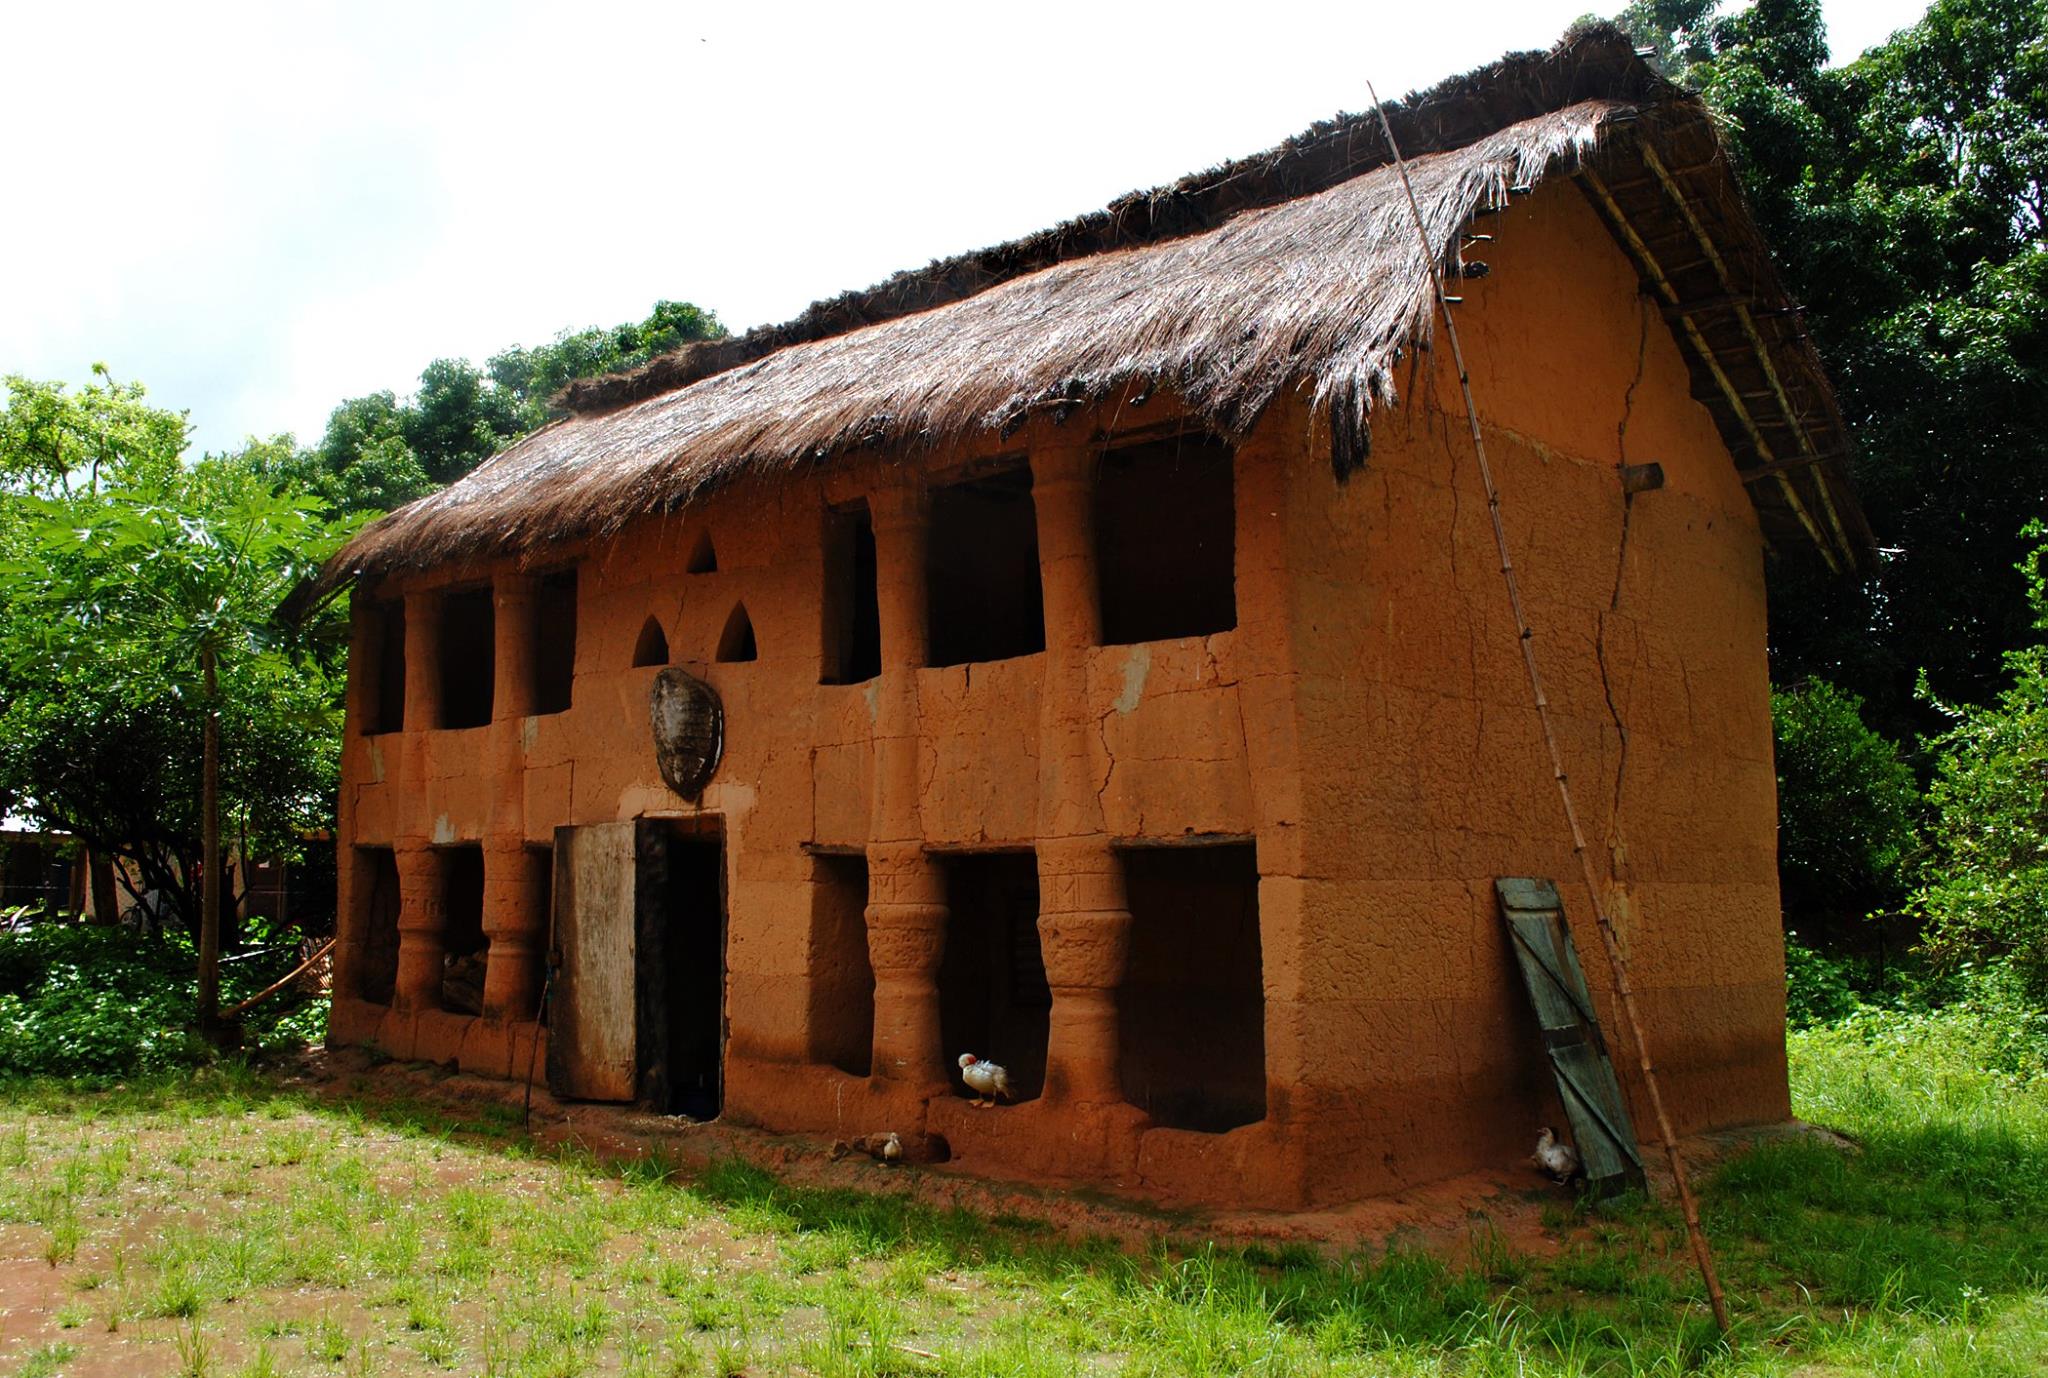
[{"left": 1366, "top": 85, "right": 1734, "bottom": 1339}]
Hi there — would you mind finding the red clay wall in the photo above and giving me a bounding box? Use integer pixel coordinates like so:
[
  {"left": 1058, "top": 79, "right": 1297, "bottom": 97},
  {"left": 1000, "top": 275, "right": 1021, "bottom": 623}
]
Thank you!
[{"left": 329, "top": 176, "right": 1788, "bottom": 1210}]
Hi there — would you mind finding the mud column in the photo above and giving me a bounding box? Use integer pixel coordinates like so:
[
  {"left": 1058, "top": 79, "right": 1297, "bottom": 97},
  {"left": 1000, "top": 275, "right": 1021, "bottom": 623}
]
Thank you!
[
  {"left": 1031, "top": 440, "right": 1135, "bottom": 1107},
  {"left": 482, "top": 575, "right": 544, "bottom": 1021},
  {"left": 391, "top": 838, "right": 447, "bottom": 1013},
  {"left": 389, "top": 589, "right": 447, "bottom": 1015},
  {"left": 864, "top": 482, "right": 949, "bottom": 1090}
]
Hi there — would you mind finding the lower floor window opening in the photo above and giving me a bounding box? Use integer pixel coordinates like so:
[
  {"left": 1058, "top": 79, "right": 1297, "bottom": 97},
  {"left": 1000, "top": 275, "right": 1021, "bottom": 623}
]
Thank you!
[
  {"left": 354, "top": 847, "right": 401, "bottom": 1004},
  {"left": 1119, "top": 842, "right": 1265, "bottom": 1132},
  {"left": 439, "top": 845, "right": 487, "bottom": 1014},
  {"left": 937, "top": 851, "right": 1048, "bottom": 1104},
  {"left": 806, "top": 853, "right": 874, "bottom": 1076}
]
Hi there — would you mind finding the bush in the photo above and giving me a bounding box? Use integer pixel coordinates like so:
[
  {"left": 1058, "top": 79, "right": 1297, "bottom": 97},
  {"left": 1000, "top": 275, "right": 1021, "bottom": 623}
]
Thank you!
[
  {"left": 1772, "top": 679, "right": 1919, "bottom": 936},
  {"left": 1783, "top": 934, "right": 1869, "bottom": 1028},
  {"left": 0, "top": 918, "right": 325, "bottom": 1079},
  {"left": 1911, "top": 534, "right": 2048, "bottom": 1005}
]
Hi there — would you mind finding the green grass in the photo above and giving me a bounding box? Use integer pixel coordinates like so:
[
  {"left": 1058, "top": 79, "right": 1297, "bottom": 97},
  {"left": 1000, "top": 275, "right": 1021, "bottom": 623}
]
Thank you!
[{"left": 0, "top": 1010, "right": 2042, "bottom": 1376}]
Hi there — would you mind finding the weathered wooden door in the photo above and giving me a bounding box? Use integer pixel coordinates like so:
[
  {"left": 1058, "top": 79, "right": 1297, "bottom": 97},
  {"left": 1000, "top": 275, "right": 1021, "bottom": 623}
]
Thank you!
[
  {"left": 547, "top": 821, "right": 640, "bottom": 1101},
  {"left": 1496, "top": 877, "right": 1646, "bottom": 1195}
]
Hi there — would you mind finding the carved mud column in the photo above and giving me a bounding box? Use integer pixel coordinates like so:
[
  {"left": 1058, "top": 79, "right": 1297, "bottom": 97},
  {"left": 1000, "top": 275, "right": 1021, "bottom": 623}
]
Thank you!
[
  {"left": 864, "top": 481, "right": 948, "bottom": 1086},
  {"left": 402, "top": 589, "right": 443, "bottom": 733},
  {"left": 392, "top": 838, "right": 448, "bottom": 1013},
  {"left": 1031, "top": 440, "right": 1135, "bottom": 1105},
  {"left": 480, "top": 837, "right": 546, "bottom": 1019},
  {"left": 481, "top": 573, "right": 542, "bottom": 1018},
  {"left": 492, "top": 573, "right": 537, "bottom": 722}
]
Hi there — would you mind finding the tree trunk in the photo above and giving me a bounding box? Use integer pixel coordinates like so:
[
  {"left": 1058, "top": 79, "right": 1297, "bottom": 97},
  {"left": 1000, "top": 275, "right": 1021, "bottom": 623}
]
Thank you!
[
  {"left": 88, "top": 853, "right": 118, "bottom": 926},
  {"left": 198, "top": 647, "right": 222, "bottom": 1032}
]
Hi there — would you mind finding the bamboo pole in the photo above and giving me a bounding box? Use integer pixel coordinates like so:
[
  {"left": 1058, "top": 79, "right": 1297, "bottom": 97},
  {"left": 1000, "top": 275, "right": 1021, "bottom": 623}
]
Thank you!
[
  {"left": 1366, "top": 87, "right": 1735, "bottom": 1338},
  {"left": 223, "top": 940, "right": 335, "bottom": 1019}
]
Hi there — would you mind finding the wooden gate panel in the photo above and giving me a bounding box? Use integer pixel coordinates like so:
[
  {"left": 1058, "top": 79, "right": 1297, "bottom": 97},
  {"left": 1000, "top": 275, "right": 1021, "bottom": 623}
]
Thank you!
[
  {"left": 547, "top": 821, "right": 640, "bottom": 1102},
  {"left": 1497, "top": 877, "right": 1646, "bottom": 1194}
]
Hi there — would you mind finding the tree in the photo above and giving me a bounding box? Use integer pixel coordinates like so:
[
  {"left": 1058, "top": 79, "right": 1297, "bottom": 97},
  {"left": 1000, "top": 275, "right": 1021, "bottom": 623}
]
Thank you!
[
  {"left": 1619, "top": 0, "right": 2048, "bottom": 734},
  {"left": 1771, "top": 679, "right": 1920, "bottom": 937},
  {"left": 278, "top": 299, "right": 726, "bottom": 515},
  {"left": 0, "top": 376, "right": 354, "bottom": 1029}
]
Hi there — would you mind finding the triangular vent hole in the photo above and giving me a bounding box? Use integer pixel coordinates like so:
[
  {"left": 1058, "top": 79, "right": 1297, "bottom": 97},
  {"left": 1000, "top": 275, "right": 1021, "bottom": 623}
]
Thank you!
[
  {"left": 632, "top": 615, "right": 670, "bottom": 667},
  {"left": 716, "top": 602, "right": 757, "bottom": 663}
]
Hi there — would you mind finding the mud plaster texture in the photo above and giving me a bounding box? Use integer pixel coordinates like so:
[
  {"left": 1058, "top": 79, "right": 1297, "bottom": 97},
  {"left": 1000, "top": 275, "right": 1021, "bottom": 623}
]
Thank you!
[{"left": 330, "top": 182, "right": 1790, "bottom": 1212}]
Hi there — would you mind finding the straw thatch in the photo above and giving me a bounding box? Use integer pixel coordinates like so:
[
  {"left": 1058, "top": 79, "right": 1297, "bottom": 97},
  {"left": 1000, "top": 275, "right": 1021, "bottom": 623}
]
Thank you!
[{"left": 311, "top": 22, "right": 1871, "bottom": 598}]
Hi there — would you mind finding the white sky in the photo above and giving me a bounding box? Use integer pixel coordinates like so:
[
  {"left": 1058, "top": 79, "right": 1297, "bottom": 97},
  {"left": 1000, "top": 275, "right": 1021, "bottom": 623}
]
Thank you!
[{"left": 1, "top": 0, "right": 1931, "bottom": 458}]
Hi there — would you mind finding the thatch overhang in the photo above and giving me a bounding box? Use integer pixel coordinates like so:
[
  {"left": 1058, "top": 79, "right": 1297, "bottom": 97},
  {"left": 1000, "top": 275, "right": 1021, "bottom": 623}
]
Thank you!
[{"left": 309, "top": 22, "right": 1872, "bottom": 605}]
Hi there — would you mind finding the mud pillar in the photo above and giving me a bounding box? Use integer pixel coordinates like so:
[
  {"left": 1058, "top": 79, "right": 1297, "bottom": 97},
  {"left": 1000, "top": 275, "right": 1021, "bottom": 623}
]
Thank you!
[
  {"left": 479, "top": 572, "right": 542, "bottom": 1019},
  {"left": 864, "top": 482, "right": 947, "bottom": 1087},
  {"left": 1037, "top": 837, "right": 1134, "bottom": 1103},
  {"left": 402, "top": 589, "right": 443, "bottom": 733},
  {"left": 392, "top": 839, "right": 448, "bottom": 1013},
  {"left": 493, "top": 573, "right": 537, "bottom": 722},
  {"left": 480, "top": 837, "right": 546, "bottom": 1019},
  {"left": 865, "top": 841, "right": 948, "bottom": 1085},
  {"left": 1030, "top": 439, "right": 1134, "bottom": 1105}
]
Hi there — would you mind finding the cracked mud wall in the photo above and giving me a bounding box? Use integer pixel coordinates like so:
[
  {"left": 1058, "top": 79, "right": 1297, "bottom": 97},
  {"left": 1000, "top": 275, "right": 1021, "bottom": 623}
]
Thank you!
[{"left": 1271, "top": 180, "right": 1786, "bottom": 1201}]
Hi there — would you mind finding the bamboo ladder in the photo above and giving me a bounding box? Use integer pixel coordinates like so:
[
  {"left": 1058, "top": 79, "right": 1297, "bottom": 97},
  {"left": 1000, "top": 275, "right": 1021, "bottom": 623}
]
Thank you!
[{"left": 1366, "top": 86, "right": 1734, "bottom": 1338}]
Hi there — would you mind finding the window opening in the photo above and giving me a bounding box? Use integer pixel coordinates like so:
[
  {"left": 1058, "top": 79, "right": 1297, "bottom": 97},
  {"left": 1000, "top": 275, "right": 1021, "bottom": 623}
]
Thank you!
[
  {"left": 1118, "top": 842, "right": 1264, "bottom": 1131},
  {"left": 367, "top": 600, "right": 405, "bottom": 734},
  {"left": 437, "top": 587, "right": 495, "bottom": 728},
  {"left": 686, "top": 530, "right": 718, "bottom": 574},
  {"left": 716, "top": 602, "right": 757, "bottom": 663},
  {"left": 532, "top": 569, "right": 577, "bottom": 714},
  {"left": 807, "top": 853, "right": 874, "bottom": 1075},
  {"left": 820, "top": 504, "right": 881, "bottom": 684},
  {"left": 632, "top": 615, "right": 671, "bottom": 668},
  {"left": 1095, "top": 434, "right": 1236, "bottom": 644},
  {"left": 927, "top": 466, "right": 1045, "bottom": 666},
  {"left": 354, "top": 847, "right": 401, "bottom": 1004},
  {"left": 439, "top": 845, "right": 487, "bottom": 1014},
  {"left": 937, "top": 852, "right": 1047, "bottom": 1103}
]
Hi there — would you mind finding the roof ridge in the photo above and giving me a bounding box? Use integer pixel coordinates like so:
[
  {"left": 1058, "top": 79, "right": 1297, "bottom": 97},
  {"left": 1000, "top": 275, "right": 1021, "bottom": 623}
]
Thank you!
[{"left": 555, "top": 21, "right": 1668, "bottom": 418}]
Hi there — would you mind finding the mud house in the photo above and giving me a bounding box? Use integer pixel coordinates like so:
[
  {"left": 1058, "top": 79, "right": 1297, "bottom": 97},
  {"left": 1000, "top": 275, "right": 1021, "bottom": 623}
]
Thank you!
[{"left": 310, "top": 26, "right": 1872, "bottom": 1209}]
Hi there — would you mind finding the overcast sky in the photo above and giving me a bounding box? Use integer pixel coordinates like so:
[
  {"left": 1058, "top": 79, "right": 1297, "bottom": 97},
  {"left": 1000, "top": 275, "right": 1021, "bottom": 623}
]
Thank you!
[{"left": 2, "top": 0, "right": 1932, "bottom": 458}]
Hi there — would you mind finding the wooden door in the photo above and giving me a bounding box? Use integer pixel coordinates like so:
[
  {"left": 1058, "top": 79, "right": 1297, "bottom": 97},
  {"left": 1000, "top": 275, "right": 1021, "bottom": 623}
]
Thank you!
[{"left": 547, "top": 821, "right": 640, "bottom": 1101}]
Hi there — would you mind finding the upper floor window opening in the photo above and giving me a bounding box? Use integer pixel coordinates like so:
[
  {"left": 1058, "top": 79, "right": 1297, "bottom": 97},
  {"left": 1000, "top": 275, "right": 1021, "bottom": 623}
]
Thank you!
[
  {"left": 1094, "top": 432, "right": 1236, "bottom": 645},
  {"left": 926, "top": 465, "right": 1045, "bottom": 667}
]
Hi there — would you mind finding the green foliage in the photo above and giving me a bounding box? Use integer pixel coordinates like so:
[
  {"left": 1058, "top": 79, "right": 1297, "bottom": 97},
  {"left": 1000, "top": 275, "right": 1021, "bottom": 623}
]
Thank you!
[
  {"left": 1771, "top": 679, "right": 1920, "bottom": 926},
  {"left": 1619, "top": 0, "right": 2048, "bottom": 734},
  {"left": 0, "top": 921, "right": 325, "bottom": 1078},
  {"left": 281, "top": 299, "right": 724, "bottom": 515},
  {"left": 1783, "top": 933, "right": 1871, "bottom": 1027},
  {"left": 0, "top": 376, "right": 355, "bottom": 938},
  {"left": 1910, "top": 532, "right": 2048, "bottom": 1002}
]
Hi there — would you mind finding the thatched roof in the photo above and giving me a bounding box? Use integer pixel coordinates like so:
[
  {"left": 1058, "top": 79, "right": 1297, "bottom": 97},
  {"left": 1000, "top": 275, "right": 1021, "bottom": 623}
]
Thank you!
[{"left": 313, "top": 22, "right": 1872, "bottom": 599}]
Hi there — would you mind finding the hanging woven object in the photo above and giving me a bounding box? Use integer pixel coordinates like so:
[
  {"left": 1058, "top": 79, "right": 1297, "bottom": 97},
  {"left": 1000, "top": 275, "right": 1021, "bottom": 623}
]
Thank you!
[{"left": 649, "top": 667, "right": 723, "bottom": 799}]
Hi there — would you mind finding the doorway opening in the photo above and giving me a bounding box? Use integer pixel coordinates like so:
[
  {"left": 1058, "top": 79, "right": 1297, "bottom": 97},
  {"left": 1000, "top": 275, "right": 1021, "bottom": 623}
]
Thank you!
[
  {"left": 640, "top": 820, "right": 727, "bottom": 1119},
  {"left": 936, "top": 851, "right": 1047, "bottom": 1103}
]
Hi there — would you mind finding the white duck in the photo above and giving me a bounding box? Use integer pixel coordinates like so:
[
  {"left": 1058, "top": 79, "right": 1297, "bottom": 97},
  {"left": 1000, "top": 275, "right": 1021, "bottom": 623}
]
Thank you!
[
  {"left": 1532, "top": 1126, "right": 1583, "bottom": 1186},
  {"left": 957, "top": 1053, "right": 1013, "bottom": 1107}
]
